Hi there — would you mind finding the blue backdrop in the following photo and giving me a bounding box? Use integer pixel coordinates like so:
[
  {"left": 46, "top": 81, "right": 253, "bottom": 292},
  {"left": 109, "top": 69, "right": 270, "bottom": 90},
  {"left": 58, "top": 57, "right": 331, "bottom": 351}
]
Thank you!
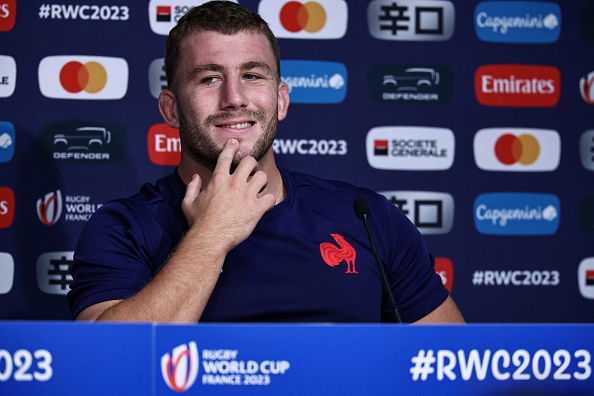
[{"left": 0, "top": 0, "right": 593, "bottom": 322}]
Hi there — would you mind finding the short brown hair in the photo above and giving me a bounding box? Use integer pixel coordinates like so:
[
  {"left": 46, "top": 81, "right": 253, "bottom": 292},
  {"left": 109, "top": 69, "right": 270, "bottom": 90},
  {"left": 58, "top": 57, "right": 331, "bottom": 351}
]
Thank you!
[{"left": 164, "top": 1, "right": 281, "bottom": 91}]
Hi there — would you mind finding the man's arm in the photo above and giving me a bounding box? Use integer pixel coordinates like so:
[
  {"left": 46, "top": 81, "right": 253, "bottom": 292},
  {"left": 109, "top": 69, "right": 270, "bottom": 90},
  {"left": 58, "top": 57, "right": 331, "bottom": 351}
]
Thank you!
[
  {"left": 75, "top": 139, "right": 276, "bottom": 323},
  {"left": 412, "top": 296, "right": 465, "bottom": 324}
]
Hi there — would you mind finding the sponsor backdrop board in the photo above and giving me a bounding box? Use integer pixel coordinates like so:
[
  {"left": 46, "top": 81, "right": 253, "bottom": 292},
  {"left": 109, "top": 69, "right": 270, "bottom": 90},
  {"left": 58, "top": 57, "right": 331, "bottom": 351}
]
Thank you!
[
  {"left": 1, "top": 322, "right": 593, "bottom": 394},
  {"left": 0, "top": 0, "right": 594, "bottom": 323}
]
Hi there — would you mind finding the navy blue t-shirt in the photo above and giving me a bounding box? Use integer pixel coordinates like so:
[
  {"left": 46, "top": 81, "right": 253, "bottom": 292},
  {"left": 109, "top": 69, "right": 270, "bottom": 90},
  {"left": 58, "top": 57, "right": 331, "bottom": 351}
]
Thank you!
[{"left": 67, "top": 168, "right": 448, "bottom": 322}]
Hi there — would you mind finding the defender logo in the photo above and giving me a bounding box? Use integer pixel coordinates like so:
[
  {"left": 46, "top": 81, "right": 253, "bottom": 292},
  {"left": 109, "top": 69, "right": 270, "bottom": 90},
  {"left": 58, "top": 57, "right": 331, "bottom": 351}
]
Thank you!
[
  {"left": 369, "top": 63, "right": 453, "bottom": 103},
  {"left": 39, "top": 122, "right": 125, "bottom": 163}
]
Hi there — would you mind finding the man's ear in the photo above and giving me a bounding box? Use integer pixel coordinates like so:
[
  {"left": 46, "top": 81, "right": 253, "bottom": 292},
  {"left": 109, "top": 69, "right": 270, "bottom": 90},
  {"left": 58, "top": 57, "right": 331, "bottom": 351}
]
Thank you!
[
  {"left": 277, "top": 81, "right": 290, "bottom": 121},
  {"left": 158, "top": 89, "right": 180, "bottom": 128}
]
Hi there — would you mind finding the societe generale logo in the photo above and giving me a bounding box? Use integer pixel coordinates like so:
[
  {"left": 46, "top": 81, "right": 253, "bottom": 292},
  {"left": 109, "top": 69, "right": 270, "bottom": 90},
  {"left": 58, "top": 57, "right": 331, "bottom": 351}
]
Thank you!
[
  {"left": 148, "top": 123, "right": 181, "bottom": 166},
  {"left": 0, "top": 0, "right": 16, "bottom": 32},
  {"left": 148, "top": 0, "right": 227, "bottom": 35},
  {"left": 161, "top": 341, "right": 199, "bottom": 392},
  {"left": 475, "top": 64, "right": 560, "bottom": 107},
  {"left": 0, "top": 186, "right": 15, "bottom": 228},
  {"left": 578, "top": 257, "right": 594, "bottom": 299},
  {"left": 38, "top": 56, "right": 128, "bottom": 99},
  {"left": 473, "top": 128, "right": 560, "bottom": 172},
  {"left": 259, "top": 0, "right": 348, "bottom": 39},
  {"left": 37, "top": 190, "right": 62, "bottom": 226},
  {"left": 0, "top": 55, "right": 16, "bottom": 98},
  {"left": 366, "top": 126, "right": 455, "bottom": 170}
]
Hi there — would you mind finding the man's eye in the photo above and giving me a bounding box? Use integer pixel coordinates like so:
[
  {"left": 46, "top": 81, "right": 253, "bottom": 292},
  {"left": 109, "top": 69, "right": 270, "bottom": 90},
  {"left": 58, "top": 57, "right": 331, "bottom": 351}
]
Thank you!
[
  {"left": 244, "top": 73, "right": 259, "bottom": 80},
  {"left": 202, "top": 76, "right": 219, "bottom": 84}
]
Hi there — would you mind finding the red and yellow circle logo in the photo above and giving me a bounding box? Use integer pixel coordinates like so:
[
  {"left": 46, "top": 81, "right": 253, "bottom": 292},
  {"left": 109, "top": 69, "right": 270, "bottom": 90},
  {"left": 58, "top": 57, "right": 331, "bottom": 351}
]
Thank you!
[
  {"left": 494, "top": 133, "right": 540, "bottom": 165},
  {"left": 279, "top": 1, "right": 326, "bottom": 33},
  {"left": 59, "top": 61, "right": 107, "bottom": 93}
]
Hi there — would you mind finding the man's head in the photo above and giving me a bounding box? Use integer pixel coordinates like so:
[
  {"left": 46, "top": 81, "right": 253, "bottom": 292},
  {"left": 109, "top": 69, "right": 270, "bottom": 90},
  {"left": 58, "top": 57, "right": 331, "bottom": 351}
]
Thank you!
[
  {"left": 164, "top": 1, "right": 281, "bottom": 93},
  {"left": 157, "top": 1, "right": 290, "bottom": 171}
]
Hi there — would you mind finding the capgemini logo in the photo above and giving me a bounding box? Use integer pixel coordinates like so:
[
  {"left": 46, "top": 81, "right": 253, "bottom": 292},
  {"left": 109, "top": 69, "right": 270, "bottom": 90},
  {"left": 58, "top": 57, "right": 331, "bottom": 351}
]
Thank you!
[
  {"left": 161, "top": 341, "right": 199, "bottom": 393},
  {"left": 36, "top": 190, "right": 63, "bottom": 226},
  {"left": 580, "top": 70, "right": 594, "bottom": 105}
]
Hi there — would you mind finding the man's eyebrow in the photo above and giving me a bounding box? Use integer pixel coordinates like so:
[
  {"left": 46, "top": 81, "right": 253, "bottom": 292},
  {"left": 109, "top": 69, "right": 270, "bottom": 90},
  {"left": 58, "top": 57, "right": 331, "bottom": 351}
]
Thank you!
[
  {"left": 188, "top": 63, "right": 224, "bottom": 77},
  {"left": 188, "top": 62, "right": 273, "bottom": 77},
  {"left": 241, "top": 61, "right": 273, "bottom": 75}
]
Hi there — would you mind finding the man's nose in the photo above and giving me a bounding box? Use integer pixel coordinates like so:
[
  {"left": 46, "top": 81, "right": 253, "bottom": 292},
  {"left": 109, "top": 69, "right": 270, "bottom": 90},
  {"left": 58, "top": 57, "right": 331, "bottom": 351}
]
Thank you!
[{"left": 219, "top": 78, "right": 248, "bottom": 109}]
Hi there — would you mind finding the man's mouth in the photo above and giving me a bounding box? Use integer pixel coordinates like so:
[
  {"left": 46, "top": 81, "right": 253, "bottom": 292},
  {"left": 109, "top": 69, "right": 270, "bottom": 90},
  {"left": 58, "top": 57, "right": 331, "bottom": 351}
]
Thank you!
[{"left": 218, "top": 121, "right": 255, "bottom": 130}]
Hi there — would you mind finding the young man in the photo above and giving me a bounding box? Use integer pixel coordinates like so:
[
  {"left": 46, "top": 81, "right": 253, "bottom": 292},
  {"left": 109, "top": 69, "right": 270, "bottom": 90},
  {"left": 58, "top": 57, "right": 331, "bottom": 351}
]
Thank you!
[{"left": 67, "top": 1, "right": 464, "bottom": 324}]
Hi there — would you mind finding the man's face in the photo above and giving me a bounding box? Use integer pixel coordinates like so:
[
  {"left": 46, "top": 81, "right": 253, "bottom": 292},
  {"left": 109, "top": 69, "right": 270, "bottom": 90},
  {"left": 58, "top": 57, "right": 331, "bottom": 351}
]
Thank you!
[{"left": 172, "top": 30, "right": 289, "bottom": 168}]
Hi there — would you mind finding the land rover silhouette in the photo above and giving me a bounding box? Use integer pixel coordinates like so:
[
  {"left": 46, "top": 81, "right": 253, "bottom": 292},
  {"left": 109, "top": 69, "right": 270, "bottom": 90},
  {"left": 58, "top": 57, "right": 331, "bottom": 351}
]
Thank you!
[
  {"left": 383, "top": 68, "right": 440, "bottom": 92},
  {"left": 53, "top": 126, "right": 111, "bottom": 151}
]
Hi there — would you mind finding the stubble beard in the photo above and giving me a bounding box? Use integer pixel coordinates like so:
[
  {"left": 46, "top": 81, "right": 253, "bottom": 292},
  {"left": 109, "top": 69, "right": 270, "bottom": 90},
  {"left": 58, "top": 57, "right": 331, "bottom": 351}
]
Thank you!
[{"left": 178, "top": 106, "right": 278, "bottom": 170}]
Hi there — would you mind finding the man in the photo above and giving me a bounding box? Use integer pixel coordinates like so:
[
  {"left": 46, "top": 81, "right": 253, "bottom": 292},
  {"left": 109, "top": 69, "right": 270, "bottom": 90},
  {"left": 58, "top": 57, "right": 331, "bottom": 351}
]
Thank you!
[{"left": 67, "top": 1, "right": 464, "bottom": 324}]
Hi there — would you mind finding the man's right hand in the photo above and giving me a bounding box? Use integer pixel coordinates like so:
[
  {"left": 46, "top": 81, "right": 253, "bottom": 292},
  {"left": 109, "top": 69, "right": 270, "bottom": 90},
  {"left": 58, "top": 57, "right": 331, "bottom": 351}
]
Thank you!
[
  {"left": 75, "top": 139, "right": 277, "bottom": 323},
  {"left": 181, "top": 139, "right": 276, "bottom": 253}
]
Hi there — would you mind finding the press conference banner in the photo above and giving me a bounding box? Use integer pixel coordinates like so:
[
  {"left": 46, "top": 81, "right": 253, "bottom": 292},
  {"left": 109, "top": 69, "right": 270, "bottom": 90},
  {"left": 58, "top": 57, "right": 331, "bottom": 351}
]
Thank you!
[
  {"left": 0, "top": 322, "right": 593, "bottom": 395},
  {"left": 1, "top": 1, "right": 594, "bottom": 322}
]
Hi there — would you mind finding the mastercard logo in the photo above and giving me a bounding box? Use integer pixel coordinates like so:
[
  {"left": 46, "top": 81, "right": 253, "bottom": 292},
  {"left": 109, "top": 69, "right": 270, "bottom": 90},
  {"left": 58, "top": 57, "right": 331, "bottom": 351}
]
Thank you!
[
  {"left": 474, "top": 128, "right": 560, "bottom": 172},
  {"left": 259, "top": 0, "right": 347, "bottom": 39},
  {"left": 39, "top": 56, "right": 128, "bottom": 100},
  {"left": 60, "top": 61, "right": 107, "bottom": 94},
  {"left": 494, "top": 133, "right": 539, "bottom": 165},
  {"left": 280, "top": 2, "right": 326, "bottom": 33}
]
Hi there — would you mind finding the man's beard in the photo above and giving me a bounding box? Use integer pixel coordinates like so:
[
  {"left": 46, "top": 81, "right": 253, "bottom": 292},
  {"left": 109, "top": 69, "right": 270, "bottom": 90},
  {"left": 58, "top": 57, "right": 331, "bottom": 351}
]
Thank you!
[{"left": 178, "top": 106, "right": 278, "bottom": 170}]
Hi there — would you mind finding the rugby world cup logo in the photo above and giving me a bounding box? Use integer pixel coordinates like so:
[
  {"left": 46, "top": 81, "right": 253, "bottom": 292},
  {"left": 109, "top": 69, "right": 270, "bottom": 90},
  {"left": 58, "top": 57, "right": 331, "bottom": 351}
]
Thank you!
[
  {"left": 36, "top": 190, "right": 63, "bottom": 226},
  {"left": 161, "top": 341, "right": 199, "bottom": 392}
]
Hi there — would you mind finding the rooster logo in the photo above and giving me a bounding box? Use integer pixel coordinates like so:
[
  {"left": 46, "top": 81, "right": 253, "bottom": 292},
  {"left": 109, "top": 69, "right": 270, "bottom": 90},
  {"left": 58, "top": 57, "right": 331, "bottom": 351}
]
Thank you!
[{"left": 320, "top": 233, "right": 358, "bottom": 274}]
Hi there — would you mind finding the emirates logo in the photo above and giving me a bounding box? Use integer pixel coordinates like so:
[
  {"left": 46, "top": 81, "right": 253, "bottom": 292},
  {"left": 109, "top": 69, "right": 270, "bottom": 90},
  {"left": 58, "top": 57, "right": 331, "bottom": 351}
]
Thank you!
[{"left": 319, "top": 233, "right": 358, "bottom": 274}]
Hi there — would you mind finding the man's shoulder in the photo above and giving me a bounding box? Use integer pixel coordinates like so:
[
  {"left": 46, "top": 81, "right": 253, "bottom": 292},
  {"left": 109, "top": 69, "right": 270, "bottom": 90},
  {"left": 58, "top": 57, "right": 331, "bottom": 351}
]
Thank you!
[
  {"left": 284, "top": 169, "right": 375, "bottom": 196},
  {"left": 111, "top": 171, "right": 184, "bottom": 210},
  {"left": 90, "top": 171, "right": 185, "bottom": 227},
  {"left": 281, "top": 168, "right": 402, "bottom": 223}
]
